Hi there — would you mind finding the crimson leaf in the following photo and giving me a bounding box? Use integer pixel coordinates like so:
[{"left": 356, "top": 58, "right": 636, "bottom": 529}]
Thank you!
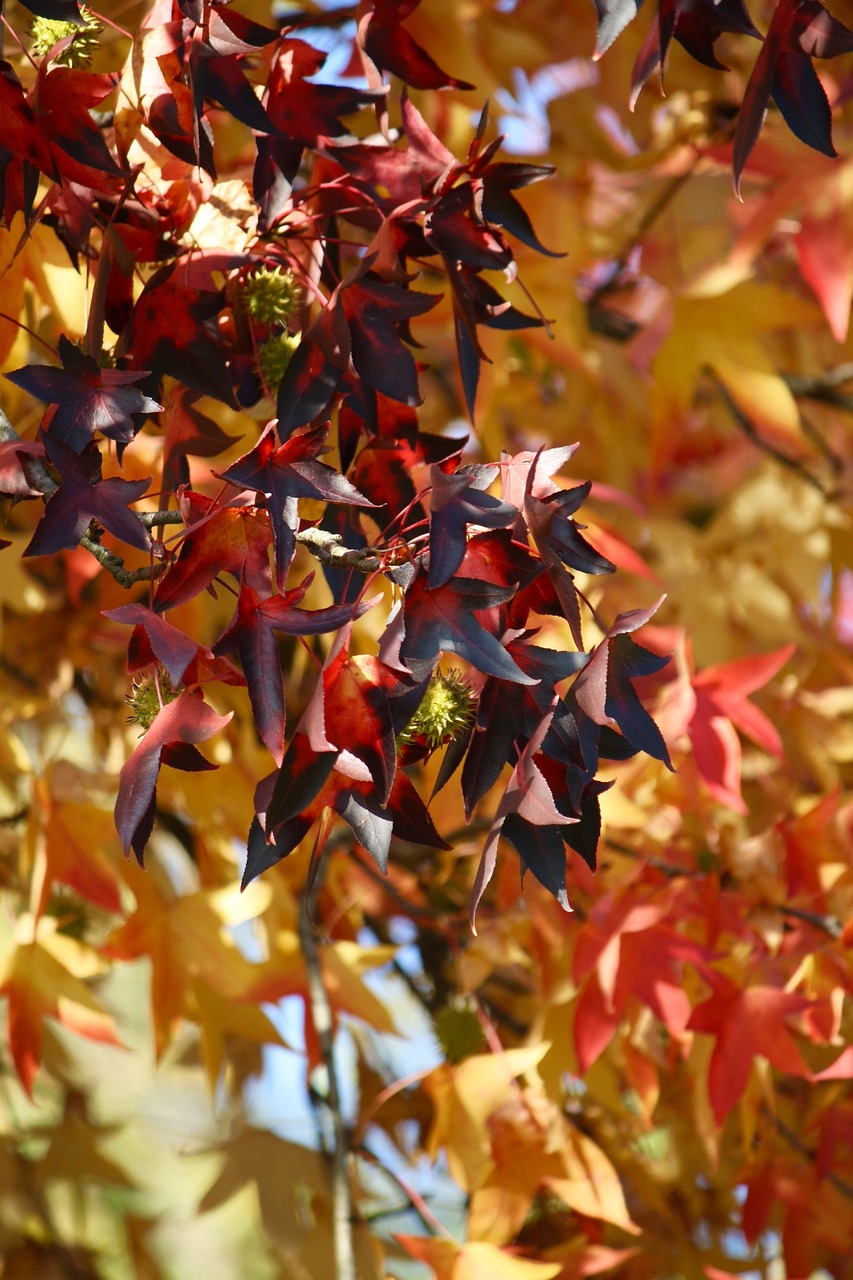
[{"left": 428, "top": 463, "right": 519, "bottom": 588}]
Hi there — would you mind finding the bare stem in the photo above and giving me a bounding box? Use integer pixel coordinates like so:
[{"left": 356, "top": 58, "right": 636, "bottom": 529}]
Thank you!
[{"left": 298, "top": 871, "right": 357, "bottom": 1280}]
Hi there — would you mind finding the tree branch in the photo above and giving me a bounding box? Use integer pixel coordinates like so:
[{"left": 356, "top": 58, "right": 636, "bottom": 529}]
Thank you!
[{"left": 298, "top": 870, "right": 357, "bottom": 1280}]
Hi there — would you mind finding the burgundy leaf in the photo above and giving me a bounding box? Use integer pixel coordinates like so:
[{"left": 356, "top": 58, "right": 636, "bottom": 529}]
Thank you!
[
  {"left": 219, "top": 422, "right": 375, "bottom": 586},
  {"left": 104, "top": 603, "right": 199, "bottom": 686},
  {"left": 6, "top": 336, "right": 161, "bottom": 452},
  {"left": 115, "top": 692, "right": 232, "bottom": 862},
  {"left": 360, "top": 0, "right": 475, "bottom": 91},
  {"left": 24, "top": 436, "right": 151, "bottom": 558},
  {"left": 428, "top": 463, "right": 519, "bottom": 588},
  {"left": 385, "top": 567, "right": 537, "bottom": 684}
]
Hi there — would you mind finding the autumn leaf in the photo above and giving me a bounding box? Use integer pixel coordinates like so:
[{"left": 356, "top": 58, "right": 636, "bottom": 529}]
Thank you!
[
  {"left": 7, "top": 335, "right": 161, "bottom": 452},
  {"left": 114, "top": 691, "right": 233, "bottom": 862},
  {"left": 24, "top": 435, "right": 152, "bottom": 558},
  {"left": 153, "top": 491, "right": 272, "bottom": 612}
]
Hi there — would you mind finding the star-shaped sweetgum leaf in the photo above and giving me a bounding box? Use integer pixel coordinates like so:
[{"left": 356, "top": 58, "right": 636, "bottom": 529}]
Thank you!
[
  {"left": 470, "top": 709, "right": 577, "bottom": 930},
  {"left": 6, "top": 336, "right": 161, "bottom": 452},
  {"left": 461, "top": 633, "right": 589, "bottom": 820},
  {"left": 428, "top": 463, "right": 519, "bottom": 588},
  {"left": 24, "top": 435, "right": 152, "bottom": 558},
  {"left": 243, "top": 731, "right": 450, "bottom": 887},
  {"left": 120, "top": 263, "right": 235, "bottom": 405},
  {"left": 115, "top": 691, "right": 233, "bottom": 863},
  {"left": 359, "top": 0, "right": 475, "bottom": 91},
  {"left": 161, "top": 387, "right": 238, "bottom": 492},
  {"left": 212, "top": 576, "right": 380, "bottom": 765},
  {"left": 381, "top": 564, "right": 537, "bottom": 685},
  {"left": 31, "top": 65, "right": 126, "bottom": 187},
  {"left": 525, "top": 475, "right": 616, "bottom": 648},
  {"left": 732, "top": 0, "right": 853, "bottom": 194},
  {"left": 341, "top": 273, "right": 440, "bottom": 406},
  {"left": 219, "top": 422, "right": 374, "bottom": 586},
  {"left": 153, "top": 490, "right": 272, "bottom": 612},
  {"left": 572, "top": 600, "right": 673, "bottom": 767}
]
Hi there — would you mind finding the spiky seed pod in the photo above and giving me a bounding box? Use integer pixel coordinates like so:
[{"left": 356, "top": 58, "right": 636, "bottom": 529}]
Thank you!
[
  {"left": 257, "top": 332, "right": 300, "bottom": 394},
  {"left": 30, "top": 8, "right": 102, "bottom": 66},
  {"left": 126, "top": 670, "right": 178, "bottom": 731},
  {"left": 433, "top": 1003, "right": 486, "bottom": 1064},
  {"left": 399, "top": 668, "right": 477, "bottom": 752},
  {"left": 242, "top": 266, "right": 301, "bottom": 329}
]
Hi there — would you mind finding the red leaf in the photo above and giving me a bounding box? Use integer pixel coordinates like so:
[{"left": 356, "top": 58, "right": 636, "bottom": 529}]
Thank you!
[
  {"left": 688, "top": 974, "right": 813, "bottom": 1122},
  {"left": 212, "top": 578, "right": 379, "bottom": 765},
  {"left": 115, "top": 692, "right": 232, "bottom": 862},
  {"left": 428, "top": 462, "right": 518, "bottom": 588},
  {"left": 359, "top": 0, "right": 475, "bottom": 91},
  {"left": 120, "top": 263, "right": 235, "bottom": 405},
  {"left": 153, "top": 491, "right": 272, "bottom": 613},
  {"left": 732, "top": 0, "right": 853, "bottom": 194},
  {"left": 104, "top": 603, "right": 200, "bottom": 686}
]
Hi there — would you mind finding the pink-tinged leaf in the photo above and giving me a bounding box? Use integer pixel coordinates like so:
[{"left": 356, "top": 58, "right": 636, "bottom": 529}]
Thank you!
[
  {"left": 813, "top": 1046, "right": 853, "bottom": 1080},
  {"left": 0, "top": 438, "right": 45, "bottom": 498},
  {"left": 24, "top": 436, "right": 151, "bottom": 558},
  {"left": 796, "top": 200, "right": 853, "bottom": 342},
  {"left": 103, "top": 604, "right": 199, "bottom": 686},
  {"left": 593, "top": 0, "right": 644, "bottom": 57},
  {"left": 115, "top": 692, "right": 232, "bottom": 862}
]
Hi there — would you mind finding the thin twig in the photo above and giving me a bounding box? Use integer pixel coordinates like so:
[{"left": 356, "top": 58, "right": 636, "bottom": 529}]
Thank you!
[
  {"left": 709, "top": 373, "right": 829, "bottom": 496},
  {"left": 298, "top": 870, "right": 357, "bottom": 1280}
]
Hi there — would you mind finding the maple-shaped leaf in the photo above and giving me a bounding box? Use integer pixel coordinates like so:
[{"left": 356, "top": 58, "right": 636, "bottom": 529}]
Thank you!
[
  {"left": 6, "top": 336, "right": 161, "bottom": 452},
  {"left": 341, "top": 273, "right": 440, "bottom": 406},
  {"left": 572, "top": 883, "right": 712, "bottom": 1070},
  {"left": 461, "top": 632, "right": 588, "bottom": 819},
  {"left": 630, "top": 0, "right": 760, "bottom": 108},
  {"left": 733, "top": 0, "right": 853, "bottom": 194},
  {"left": 212, "top": 577, "right": 379, "bottom": 765},
  {"left": 31, "top": 65, "right": 125, "bottom": 186},
  {"left": 688, "top": 974, "right": 813, "bottom": 1122},
  {"left": 245, "top": 731, "right": 448, "bottom": 886},
  {"left": 689, "top": 643, "right": 795, "bottom": 810},
  {"left": 0, "top": 930, "right": 120, "bottom": 1096},
  {"left": 115, "top": 691, "right": 232, "bottom": 862},
  {"left": 572, "top": 600, "right": 672, "bottom": 766},
  {"left": 359, "top": 0, "right": 475, "bottom": 91},
  {"left": 120, "top": 263, "right": 235, "bottom": 405},
  {"left": 24, "top": 435, "right": 152, "bottom": 558},
  {"left": 219, "top": 422, "right": 374, "bottom": 586},
  {"left": 161, "top": 386, "right": 238, "bottom": 492},
  {"left": 104, "top": 603, "right": 200, "bottom": 686},
  {"left": 428, "top": 463, "right": 519, "bottom": 588},
  {"left": 525, "top": 471, "right": 616, "bottom": 646},
  {"left": 382, "top": 566, "right": 538, "bottom": 684},
  {"left": 470, "top": 710, "right": 576, "bottom": 929},
  {"left": 153, "top": 491, "right": 272, "bottom": 612}
]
